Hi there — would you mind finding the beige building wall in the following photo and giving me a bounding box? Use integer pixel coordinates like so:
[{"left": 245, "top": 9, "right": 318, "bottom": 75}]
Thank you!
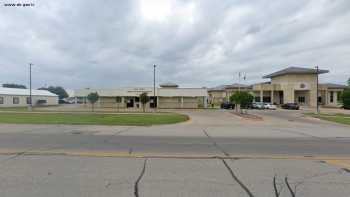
[
  {"left": 157, "top": 97, "right": 202, "bottom": 108},
  {"left": 158, "top": 97, "right": 181, "bottom": 108},
  {"left": 98, "top": 97, "right": 127, "bottom": 108},
  {"left": 270, "top": 74, "right": 318, "bottom": 107},
  {"left": 208, "top": 91, "right": 226, "bottom": 105}
]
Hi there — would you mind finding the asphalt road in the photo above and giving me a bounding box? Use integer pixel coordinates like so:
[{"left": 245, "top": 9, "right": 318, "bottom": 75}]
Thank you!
[
  {"left": 0, "top": 110, "right": 349, "bottom": 158},
  {"left": 0, "top": 133, "right": 349, "bottom": 157},
  {"left": 0, "top": 110, "right": 349, "bottom": 196}
]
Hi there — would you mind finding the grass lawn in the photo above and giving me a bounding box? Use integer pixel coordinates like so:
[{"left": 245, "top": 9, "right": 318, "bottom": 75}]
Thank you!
[
  {"left": 0, "top": 107, "right": 30, "bottom": 112},
  {"left": 306, "top": 113, "right": 350, "bottom": 125},
  {"left": 0, "top": 112, "right": 189, "bottom": 126}
]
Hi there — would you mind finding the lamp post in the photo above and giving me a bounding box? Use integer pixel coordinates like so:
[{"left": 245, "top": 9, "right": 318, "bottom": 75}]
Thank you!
[
  {"left": 153, "top": 64, "right": 156, "bottom": 111},
  {"left": 316, "top": 66, "right": 319, "bottom": 114},
  {"left": 28, "top": 63, "right": 33, "bottom": 111}
]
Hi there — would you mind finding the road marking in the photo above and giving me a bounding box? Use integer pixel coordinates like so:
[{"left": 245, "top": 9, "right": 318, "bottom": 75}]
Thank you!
[
  {"left": 0, "top": 149, "right": 349, "bottom": 161},
  {"left": 324, "top": 159, "right": 350, "bottom": 171}
]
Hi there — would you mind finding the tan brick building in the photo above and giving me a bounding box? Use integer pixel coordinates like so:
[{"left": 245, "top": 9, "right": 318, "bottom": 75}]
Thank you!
[
  {"left": 74, "top": 83, "right": 208, "bottom": 109},
  {"left": 208, "top": 67, "right": 347, "bottom": 107}
]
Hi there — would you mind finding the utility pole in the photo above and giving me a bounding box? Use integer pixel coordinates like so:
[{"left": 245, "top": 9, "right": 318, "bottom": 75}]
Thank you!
[
  {"left": 238, "top": 72, "right": 241, "bottom": 92},
  {"left": 153, "top": 64, "right": 156, "bottom": 111},
  {"left": 316, "top": 66, "right": 319, "bottom": 114},
  {"left": 29, "top": 63, "right": 33, "bottom": 111}
]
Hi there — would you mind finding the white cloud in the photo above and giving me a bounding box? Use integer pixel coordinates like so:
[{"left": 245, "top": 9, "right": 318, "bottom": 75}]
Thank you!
[{"left": 0, "top": 0, "right": 349, "bottom": 89}]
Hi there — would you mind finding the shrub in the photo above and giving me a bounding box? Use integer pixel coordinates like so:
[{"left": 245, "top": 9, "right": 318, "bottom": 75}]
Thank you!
[{"left": 342, "top": 89, "right": 350, "bottom": 109}]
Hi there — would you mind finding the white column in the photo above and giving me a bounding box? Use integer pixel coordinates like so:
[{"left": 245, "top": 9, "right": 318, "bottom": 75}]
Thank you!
[
  {"left": 260, "top": 91, "right": 263, "bottom": 102},
  {"left": 98, "top": 97, "right": 101, "bottom": 108},
  {"left": 181, "top": 97, "right": 184, "bottom": 108},
  {"left": 121, "top": 97, "right": 125, "bottom": 108}
]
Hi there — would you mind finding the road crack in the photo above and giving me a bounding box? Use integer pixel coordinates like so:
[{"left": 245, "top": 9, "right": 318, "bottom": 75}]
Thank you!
[
  {"left": 203, "top": 129, "right": 255, "bottom": 197},
  {"left": 285, "top": 176, "right": 296, "bottom": 197},
  {"left": 221, "top": 159, "right": 255, "bottom": 197},
  {"left": 202, "top": 129, "right": 230, "bottom": 156},
  {"left": 134, "top": 158, "right": 147, "bottom": 197}
]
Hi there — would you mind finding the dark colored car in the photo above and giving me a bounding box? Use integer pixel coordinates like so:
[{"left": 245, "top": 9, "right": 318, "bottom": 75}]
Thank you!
[
  {"left": 281, "top": 103, "right": 300, "bottom": 110},
  {"left": 220, "top": 102, "right": 235, "bottom": 109}
]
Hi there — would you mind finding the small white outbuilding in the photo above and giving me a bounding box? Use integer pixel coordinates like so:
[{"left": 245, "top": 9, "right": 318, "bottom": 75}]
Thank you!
[{"left": 0, "top": 87, "right": 58, "bottom": 107}]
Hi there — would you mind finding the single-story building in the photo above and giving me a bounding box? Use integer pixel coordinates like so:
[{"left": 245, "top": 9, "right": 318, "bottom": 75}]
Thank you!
[
  {"left": 0, "top": 87, "right": 59, "bottom": 107},
  {"left": 74, "top": 83, "right": 208, "bottom": 109},
  {"left": 208, "top": 67, "right": 347, "bottom": 107}
]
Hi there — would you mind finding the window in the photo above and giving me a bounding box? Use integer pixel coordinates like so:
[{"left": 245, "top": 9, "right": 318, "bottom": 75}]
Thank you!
[
  {"left": 26, "top": 97, "right": 31, "bottom": 104},
  {"left": 37, "top": 100, "right": 47, "bottom": 104},
  {"left": 0, "top": 97, "right": 4, "bottom": 104},
  {"left": 330, "top": 91, "right": 334, "bottom": 103},
  {"left": 13, "top": 97, "right": 20, "bottom": 104},
  {"left": 298, "top": 96, "right": 305, "bottom": 103},
  {"left": 115, "top": 97, "right": 122, "bottom": 103}
]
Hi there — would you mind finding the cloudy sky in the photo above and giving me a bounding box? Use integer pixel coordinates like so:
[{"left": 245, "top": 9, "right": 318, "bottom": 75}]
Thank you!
[{"left": 0, "top": 0, "right": 349, "bottom": 89}]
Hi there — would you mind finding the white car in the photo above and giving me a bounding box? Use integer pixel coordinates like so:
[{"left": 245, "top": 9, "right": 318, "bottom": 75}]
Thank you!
[
  {"left": 264, "top": 103, "right": 277, "bottom": 110},
  {"left": 252, "top": 102, "right": 265, "bottom": 109}
]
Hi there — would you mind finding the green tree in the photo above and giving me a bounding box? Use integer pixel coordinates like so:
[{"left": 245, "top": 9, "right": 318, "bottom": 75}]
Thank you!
[
  {"left": 2, "top": 83, "right": 27, "bottom": 89},
  {"left": 230, "top": 91, "right": 254, "bottom": 113},
  {"left": 342, "top": 89, "right": 350, "bottom": 109},
  {"left": 87, "top": 92, "right": 99, "bottom": 112},
  {"left": 347, "top": 77, "right": 350, "bottom": 87},
  {"left": 140, "top": 92, "right": 150, "bottom": 112},
  {"left": 38, "top": 86, "right": 68, "bottom": 100}
]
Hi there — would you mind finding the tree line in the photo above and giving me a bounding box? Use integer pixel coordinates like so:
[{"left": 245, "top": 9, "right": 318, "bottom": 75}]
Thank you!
[{"left": 2, "top": 83, "right": 68, "bottom": 100}]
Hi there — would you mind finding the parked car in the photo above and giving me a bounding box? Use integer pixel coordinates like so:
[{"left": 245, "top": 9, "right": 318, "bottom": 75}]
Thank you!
[
  {"left": 220, "top": 101, "right": 235, "bottom": 109},
  {"left": 281, "top": 103, "right": 300, "bottom": 110},
  {"left": 264, "top": 103, "right": 277, "bottom": 110},
  {"left": 58, "top": 99, "right": 69, "bottom": 104},
  {"left": 252, "top": 102, "right": 265, "bottom": 109}
]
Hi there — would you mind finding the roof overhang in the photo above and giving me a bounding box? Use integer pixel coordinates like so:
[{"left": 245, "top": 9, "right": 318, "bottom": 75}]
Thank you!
[{"left": 263, "top": 67, "right": 329, "bottom": 78}]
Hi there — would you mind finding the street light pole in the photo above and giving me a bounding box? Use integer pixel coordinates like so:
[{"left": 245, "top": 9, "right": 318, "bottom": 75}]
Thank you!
[
  {"left": 29, "top": 63, "right": 33, "bottom": 111},
  {"left": 153, "top": 64, "right": 156, "bottom": 110},
  {"left": 238, "top": 72, "right": 241, "bottom": 92},
  {"left": 316, "top": 66, "right": 319, "bottom": 114}
]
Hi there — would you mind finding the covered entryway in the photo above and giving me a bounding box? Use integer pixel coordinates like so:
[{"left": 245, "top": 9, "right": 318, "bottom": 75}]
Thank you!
[
  {"left": 294, "top": 90, "right": 310, "bottom": 106},
  {"left": 126, "top": 97, "right": 134, "bottom": 108}
]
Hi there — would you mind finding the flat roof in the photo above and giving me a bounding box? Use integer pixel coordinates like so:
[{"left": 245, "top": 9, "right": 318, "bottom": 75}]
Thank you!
[
  {"left": 75, "top": 87, "right": 208, "bottom": 97},
  {"left": 208, "top": 83, "right": 252, "bottom": 91},
  {"left": 263, "top": 66, "right": 329, "bottom": 78},
  {"left": 320, "top": 83, "right": 348, "bottom": 89},
  {"left": 0, "top": 87, "right": 58, "bottom": 97}
]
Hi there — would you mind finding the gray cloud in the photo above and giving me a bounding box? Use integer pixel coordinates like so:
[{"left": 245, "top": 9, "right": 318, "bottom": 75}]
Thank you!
[{"left": 0, "top": 0, "right": 349, "bottom": 89}]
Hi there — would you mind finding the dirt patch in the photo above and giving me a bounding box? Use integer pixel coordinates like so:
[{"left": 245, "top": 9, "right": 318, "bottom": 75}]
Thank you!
[{"left": 230, "top": 112, "right": 263, "bottom": 121}]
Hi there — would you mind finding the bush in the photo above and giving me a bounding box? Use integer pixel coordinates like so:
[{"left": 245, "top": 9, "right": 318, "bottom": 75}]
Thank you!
[{"left": 342, "top": 89, "right": 350, "bottom": 109}]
